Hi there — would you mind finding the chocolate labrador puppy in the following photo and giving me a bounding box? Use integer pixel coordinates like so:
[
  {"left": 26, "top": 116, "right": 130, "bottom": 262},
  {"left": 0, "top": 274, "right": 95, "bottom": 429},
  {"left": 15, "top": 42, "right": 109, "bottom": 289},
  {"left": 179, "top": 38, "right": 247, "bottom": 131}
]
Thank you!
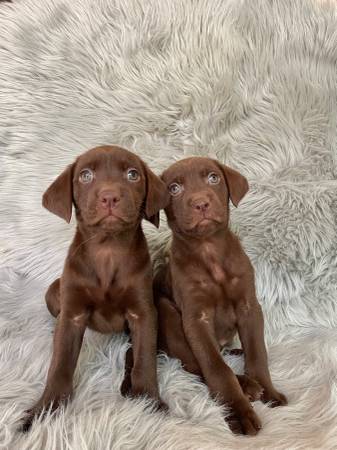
[
  {"left": 153, "top": 157, "right": 287, "bottom": 435},
  {"left": 22, "top": 145, "right": 168, "bottom": 431}
]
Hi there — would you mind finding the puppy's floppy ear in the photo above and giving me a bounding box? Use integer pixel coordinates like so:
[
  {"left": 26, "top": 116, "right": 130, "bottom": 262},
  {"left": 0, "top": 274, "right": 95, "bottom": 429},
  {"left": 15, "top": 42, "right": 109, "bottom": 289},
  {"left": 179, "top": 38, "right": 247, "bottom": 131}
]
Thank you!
[
  {"left": 42, "top": 164, "right": 74, "bottom": 223},
  {"left": 220, "top": 164, "right": 249, "bottom": 207},
  {"left": 143, "top": 163, "right": 169, "bottom": 228}
]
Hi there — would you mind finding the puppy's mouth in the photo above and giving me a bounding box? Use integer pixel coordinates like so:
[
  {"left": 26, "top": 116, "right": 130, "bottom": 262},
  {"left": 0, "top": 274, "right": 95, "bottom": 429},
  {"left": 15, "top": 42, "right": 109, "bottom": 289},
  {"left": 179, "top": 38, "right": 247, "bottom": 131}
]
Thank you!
[
  {"left": 99, "top": 211, "right": 129, "bottom": 225},
  {"left": 197, "top": 217, "right": 215, "bottom": 225},
  {"left": 104, "top": 210, "right": 124, "bottom": 220},
  {"left": 182, "top": 215, "right": 223, "bottom": 235},
  {"left": 192, "top": 215, "right": 222, "bottom": 228},
  {"left": 85, "top": 210, "right": 132, "bottom": 228}
]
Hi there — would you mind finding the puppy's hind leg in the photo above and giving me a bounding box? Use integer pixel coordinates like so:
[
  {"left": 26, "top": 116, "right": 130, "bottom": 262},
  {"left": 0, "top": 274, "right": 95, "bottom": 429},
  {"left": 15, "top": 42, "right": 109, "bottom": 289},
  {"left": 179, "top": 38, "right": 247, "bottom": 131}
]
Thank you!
[
  {"left": 45, "top": 278, "right": 61, "bottom": 318},
  {"left": 157, "top": 295, "right": 202, "bottom": 376}
]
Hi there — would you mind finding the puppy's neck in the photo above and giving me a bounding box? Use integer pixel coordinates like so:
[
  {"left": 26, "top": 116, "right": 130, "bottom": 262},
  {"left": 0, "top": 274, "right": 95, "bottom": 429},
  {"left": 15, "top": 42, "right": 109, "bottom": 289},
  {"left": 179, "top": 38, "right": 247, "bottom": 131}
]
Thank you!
[
  {"left": 73, "top": 223, "right": 144, "bottom": 256},
  {"left": 172, "top": 226, "right": 231, "bottom": 256}
]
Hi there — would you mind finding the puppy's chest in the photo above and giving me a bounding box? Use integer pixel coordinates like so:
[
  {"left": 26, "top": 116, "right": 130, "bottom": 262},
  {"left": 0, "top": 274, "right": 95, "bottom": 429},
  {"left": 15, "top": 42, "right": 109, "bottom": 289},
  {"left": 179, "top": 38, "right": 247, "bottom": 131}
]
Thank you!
[
  {"left": 197, "top": 244, "right": 240, "bottom": 297},
  {"left": 85, "top": 249, "right": 135, "bottom": 333},
  {"left": 90, "top": 247, "right": 137, "bottom": 297},
  {"left": 93, "top": 248, "right": 118, "bottom": 291},
  {"left": 200, "top": 244, "right": 225, "bottom": 282}
]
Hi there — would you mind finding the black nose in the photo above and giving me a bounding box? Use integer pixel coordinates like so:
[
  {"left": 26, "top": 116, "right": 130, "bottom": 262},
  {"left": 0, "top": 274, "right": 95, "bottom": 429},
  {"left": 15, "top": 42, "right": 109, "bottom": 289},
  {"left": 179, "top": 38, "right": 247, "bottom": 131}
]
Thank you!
[
  {"left": 191, "top": 198, "right": 210, "bottom": 212},
  {"left": 99, "top": 190, "right": 120, "bottom": 209}
]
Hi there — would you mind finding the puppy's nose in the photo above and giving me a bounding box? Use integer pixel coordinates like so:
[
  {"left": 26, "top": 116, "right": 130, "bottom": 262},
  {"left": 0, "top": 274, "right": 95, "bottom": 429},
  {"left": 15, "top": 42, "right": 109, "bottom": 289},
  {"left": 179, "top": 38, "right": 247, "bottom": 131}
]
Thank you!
[
  {"left": 99, "top": 190, "right": 120, "bottom": 209},
  {"left": 191, "top": 198, "right": 210, "bottom": 212}
]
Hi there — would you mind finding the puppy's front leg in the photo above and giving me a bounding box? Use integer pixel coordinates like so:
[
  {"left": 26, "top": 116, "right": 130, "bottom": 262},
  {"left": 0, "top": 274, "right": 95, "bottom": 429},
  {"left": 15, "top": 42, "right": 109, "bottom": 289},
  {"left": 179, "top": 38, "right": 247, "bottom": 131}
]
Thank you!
[
  {"left": 22, "top": 308, "right": 87, "bottom": 431},
  {"left": 182, "top": 304, "right": 261, "bottom": 435},
  {"left": 237, "top": 298, "right": 287, "bottom": 407},
  {"left": 126, "top": 301, "right": 166, "bottom": 410}
]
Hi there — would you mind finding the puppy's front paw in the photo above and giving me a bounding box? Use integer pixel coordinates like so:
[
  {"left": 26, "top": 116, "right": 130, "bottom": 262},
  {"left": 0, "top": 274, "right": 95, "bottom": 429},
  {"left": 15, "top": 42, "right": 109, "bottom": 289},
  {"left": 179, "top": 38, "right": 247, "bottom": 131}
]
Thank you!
[
  {"left": 122, "top": 382, "right": 169, "bottom": 413},
  {"left": 120, "top": 374, "right": 132, "bottom": 397},
  {"left": 226, "top": 404, "right": 262, "bottom": 436},
  {"left": 20, "top": 408, "right": 40, "bottom": 433},
  {"left": 262, "top": 389, "right": 287, "bottom": 407},
  {"left": 237, "top": 375, "right": 263, "bottom": 402},
  {"left": 20, "top": 403, "right": 55, "bottom": 433},
  {"left": 153, "top": 398, "right": 169, "bottom": 413},
  {"left": 141, "top": 391, "right": 169, "bottom": 414},
  {"left": 20, "top": 391, "right": 71, "bottom": 432}
]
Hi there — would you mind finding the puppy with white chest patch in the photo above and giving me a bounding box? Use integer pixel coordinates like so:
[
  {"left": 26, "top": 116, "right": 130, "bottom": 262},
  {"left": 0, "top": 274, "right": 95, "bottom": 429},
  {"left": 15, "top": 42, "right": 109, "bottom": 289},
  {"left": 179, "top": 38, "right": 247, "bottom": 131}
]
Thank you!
[
  {"left": 152, "top": 156, "right": 287, "bottom": 435},
  {"left": 21, "top": 145, "right": 169, "bottom": 431}
]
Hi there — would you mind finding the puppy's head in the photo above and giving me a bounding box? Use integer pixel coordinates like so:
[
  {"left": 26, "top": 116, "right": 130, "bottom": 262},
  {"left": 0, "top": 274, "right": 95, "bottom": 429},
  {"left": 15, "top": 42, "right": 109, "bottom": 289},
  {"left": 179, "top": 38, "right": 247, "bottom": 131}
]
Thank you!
[
  {"left": 42, "top": 146, "right": 168, "bottom": 232},
  {"left": 161, "top": 157, "right": 248, "bottom": 238}
]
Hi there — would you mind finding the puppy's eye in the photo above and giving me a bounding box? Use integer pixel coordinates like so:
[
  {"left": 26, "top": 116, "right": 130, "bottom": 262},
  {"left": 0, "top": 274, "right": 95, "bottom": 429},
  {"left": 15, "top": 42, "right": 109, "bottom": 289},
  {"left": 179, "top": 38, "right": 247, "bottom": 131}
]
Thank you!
[
  {"left": 207, "top": 172, "right": 220, "bottom": 185},
  {"left": 127, "top": 168, "right": 140, "bottom": 182},
  {"left": 169, "top": 182, "right": 183, "bottom": 196},
  {"left": 79, "top": 169, "right": 94, "bottom": 184}
]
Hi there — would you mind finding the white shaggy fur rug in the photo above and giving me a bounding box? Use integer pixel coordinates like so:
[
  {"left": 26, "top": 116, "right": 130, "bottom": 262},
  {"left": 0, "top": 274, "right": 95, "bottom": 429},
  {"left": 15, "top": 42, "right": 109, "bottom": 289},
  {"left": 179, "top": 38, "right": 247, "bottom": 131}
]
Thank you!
[{"left": 1, "top": 0, "right": 337, "bottom": 448}]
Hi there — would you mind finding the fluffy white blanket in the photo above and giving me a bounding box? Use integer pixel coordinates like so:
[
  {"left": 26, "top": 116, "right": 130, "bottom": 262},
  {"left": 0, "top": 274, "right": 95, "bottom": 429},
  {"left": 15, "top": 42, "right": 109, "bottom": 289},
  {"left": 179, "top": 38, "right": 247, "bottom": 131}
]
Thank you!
[{"left": 1, "top": 0, "right": 337, "bottom": 448}]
